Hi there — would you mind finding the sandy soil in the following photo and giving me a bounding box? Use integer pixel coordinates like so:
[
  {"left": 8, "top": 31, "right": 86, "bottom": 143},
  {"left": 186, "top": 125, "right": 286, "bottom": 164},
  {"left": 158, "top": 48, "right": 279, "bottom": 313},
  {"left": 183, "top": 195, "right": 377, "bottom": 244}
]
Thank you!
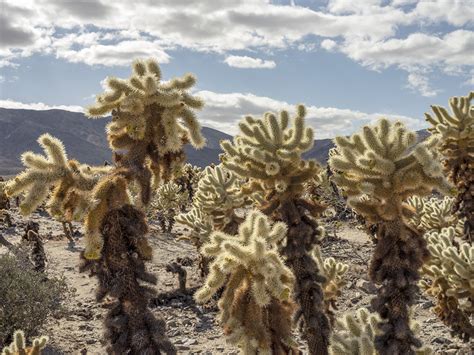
[{"left": 0, "top": 208, "right": 472, "bottom": 355}]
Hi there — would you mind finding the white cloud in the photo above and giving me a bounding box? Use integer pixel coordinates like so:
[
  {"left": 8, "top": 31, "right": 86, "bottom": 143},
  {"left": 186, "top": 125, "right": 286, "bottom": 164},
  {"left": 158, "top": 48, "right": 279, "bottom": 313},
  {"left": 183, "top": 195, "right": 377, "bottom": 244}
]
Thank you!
[
  {"left": 0, "top": 92, "right": 424, "bottom": 139},
  {"left": 406, "top": 72, "right": 439, "bottom": 97},
  {"left": 196, "top": 90, "right": 423, "bottom": 138},
  {"left": 321, "top": 39, "right": 337, "bottom": 51},
  {"left": 224, "top": 55, "right": 276, "bottom": 69},
  {"left": 55, "top": 40, "right": 170, "bottom": 67},
  {"left": 0, "top": 99, "right": 84, "bottom": 112},
  {"left": 0, "top": 0, "right": 473, "bottom": 95},
  {"left": 339, "top": 30, "right": 474, "bottom": 70}
]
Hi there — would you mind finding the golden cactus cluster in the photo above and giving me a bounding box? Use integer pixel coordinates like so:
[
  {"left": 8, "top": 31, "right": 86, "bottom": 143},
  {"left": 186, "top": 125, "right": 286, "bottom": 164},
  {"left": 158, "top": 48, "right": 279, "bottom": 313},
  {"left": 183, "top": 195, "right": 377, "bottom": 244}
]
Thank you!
[
  {"left": 425, "top": 92, "right": 473, "bottom": 241},
  {"left": 2, "top": 330, "right": 48, "bottom": 355},
  {"left": 193, "top": 165, "right": 247, "bottom": 231},
  {"left": 329, "top": 308, "right": 432, "bottom": 355},
  {"left": 221, "top": 104, "right": 319, "bottom": 197},
  {"left": 329, "top": 118, "right": 451, "bottom": 223},
  {"left": 407, "top": 196, "right": 464, "bottom": 235},
  {"left": 195, "top": 210, "right": 297, "bottom": 353}
]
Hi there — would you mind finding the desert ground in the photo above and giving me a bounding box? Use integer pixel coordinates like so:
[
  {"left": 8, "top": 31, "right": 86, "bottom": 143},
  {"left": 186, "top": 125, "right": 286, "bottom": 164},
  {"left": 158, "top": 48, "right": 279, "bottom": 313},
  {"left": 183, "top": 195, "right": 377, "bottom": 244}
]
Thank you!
[{"left": 1, "top": 207, "right": 472, "bottom": 355}]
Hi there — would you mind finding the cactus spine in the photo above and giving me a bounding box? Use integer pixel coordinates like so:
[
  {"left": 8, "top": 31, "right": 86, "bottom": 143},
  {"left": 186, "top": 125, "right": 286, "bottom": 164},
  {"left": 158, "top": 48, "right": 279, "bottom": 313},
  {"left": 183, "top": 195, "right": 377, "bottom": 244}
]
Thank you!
[
  {"left": 5, "top": 59, "right": 206, "bottom": 354},
  {"left": 221, "top": 105, "right": 330, "bottom": 354},
  {"left": 425, "top": 92, "right": 473, "bottom": 242},
  {"left": 195, "top": 210, "right": 299, "bottom": 354},
  {"left": 329, "top": 118, "right": 450, "bottom": 354}
]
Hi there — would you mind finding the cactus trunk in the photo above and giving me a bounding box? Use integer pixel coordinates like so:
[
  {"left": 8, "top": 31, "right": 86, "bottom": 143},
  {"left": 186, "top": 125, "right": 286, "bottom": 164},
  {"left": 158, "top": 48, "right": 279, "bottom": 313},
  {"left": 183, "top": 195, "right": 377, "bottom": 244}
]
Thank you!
[
  {"left": 80, "top": 205, "right": 175, "bottom": 355},
  {"left": 265, "top": 198, "right": 330, "bottom": 355},
  {"left": 370, "top": 219, "right": 428, "bottom": 355}
]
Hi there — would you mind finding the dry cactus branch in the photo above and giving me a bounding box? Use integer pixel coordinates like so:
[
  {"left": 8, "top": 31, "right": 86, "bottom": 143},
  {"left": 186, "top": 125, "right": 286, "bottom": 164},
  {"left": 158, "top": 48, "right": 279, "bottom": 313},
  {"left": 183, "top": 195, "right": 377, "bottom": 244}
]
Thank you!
[
  {"left": 21, "top": 222, "right": 46, "bottom": 273},
  {"left": 79, "top": 205, "right": 175, "bottom": 354}
]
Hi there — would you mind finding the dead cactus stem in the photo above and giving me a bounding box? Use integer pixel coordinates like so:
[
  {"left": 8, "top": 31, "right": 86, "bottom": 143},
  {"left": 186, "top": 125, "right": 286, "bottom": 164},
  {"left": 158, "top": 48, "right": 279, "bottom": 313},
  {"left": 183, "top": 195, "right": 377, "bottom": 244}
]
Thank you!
[
  {"left": 262, "top": 194, "right": 330, "bottom": 355},
  {"left": 370, "top": 219, "right": 428, "bottom": 355},
  {"left": 80, "top": 205, "right": 176, "bottom": 355}
]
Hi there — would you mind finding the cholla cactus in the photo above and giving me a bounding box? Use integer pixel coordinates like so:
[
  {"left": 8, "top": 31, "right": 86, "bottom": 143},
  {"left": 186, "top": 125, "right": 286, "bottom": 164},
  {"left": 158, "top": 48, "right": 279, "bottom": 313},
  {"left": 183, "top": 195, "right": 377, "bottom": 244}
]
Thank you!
[
  {"left": 2, "top": 330, "right": 48, "bottom": 355},
  {"left": 175, "top": 163, "right": 202, "bottom": 203},
  {"left": 193, "top": 165, "right": 247, "bottom": 233},
  {"left": 329, "top": 308, "right": 432, "bottom": 355},
  {"left": 87, "top": 58, "right": 205, "bottom": 200},
  {"left": 330, "top": 119, "right": 450, "bottom": 354},
  {"left": 195, "top": 210, "right": 298, "bottom": 354},
  {"left": 0, "top": 178, "right": 10, "bottom": 210},
  {"left": 5, "top": 134, "right": 108, "bottom": 219},
  {"left": 221, "top": 104, "right": 318, "bottom": 196},
  {"left": 425, "top": 92, "right": 474, "bottom": 241},
  {"left": 407, "top": 195, "right": 472, "bottom": 339},
  {"left": 175, "top": 207, "right": 212, "bottom": 276},
  {"left": 312, "top": 244, "right": 348, "bottom": 324},
  {"left": 175, "top": 206, "right": 212, "bottom": 247},
  {"left": 407, "top": 196, "right": 464, "bottom": 235},
  {"left": 221, "top": 105, "right": 329, "bottom": 355},
  {"left": 3, "top": 59, "right": 202, "bottom": 354},
  {"left": 5, "top": 135, "right": 114, "bottom": 258},
  {"left": 420, "top": 227, "right": 474, "bottom": 340},
  {"left": 150, "top": 182, "right": 188, "bottom": 232}
]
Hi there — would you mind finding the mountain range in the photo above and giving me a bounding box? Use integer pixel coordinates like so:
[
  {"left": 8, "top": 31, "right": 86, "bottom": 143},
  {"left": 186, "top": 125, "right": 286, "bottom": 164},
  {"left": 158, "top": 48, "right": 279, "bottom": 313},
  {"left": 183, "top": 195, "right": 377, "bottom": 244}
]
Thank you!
[{"left": 0, "top": 108, "right": 427, "bottom": 177}]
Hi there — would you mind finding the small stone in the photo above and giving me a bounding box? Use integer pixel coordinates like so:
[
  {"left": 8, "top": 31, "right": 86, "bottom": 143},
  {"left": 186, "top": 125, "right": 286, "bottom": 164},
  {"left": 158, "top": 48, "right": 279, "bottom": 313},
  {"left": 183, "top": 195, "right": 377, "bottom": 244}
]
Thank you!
[
  {"left": 167, "top": 320, "right": 178, "bottom": 328},
  {"left": 181, "top": 338, "right": 197, "bottom": 346},
  {"left": 420, "top": 300, "right": 434, "bottom": 309},
  {"left": 351, "top": 293, "right": 362, "bottom": 304},
  {"left": 182, "top": 319, "right": 193, "bottom": 326},
  {"left": 356, "top": 279, "right": 377, "bottom": 294},
  {"left": 432, "top": 336, "right": 451, "bottom": 344}
]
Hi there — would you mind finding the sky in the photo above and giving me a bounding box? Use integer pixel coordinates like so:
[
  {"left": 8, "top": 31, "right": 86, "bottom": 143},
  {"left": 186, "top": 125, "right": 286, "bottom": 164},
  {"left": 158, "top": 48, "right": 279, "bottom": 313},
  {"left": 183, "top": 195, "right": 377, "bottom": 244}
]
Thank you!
[{"left": 0, "top": 0, "right": 473, "bottom": 138}]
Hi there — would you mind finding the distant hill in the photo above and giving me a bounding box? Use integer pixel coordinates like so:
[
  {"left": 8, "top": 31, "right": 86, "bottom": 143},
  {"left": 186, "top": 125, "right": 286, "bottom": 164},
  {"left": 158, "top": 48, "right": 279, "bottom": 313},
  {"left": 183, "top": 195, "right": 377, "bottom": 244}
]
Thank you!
[
  {"left": 0, "top": 108, "right": 230, "bottom": 176},
  {"left": 0, "top": 108, "right": 428, "bottom": 176}
]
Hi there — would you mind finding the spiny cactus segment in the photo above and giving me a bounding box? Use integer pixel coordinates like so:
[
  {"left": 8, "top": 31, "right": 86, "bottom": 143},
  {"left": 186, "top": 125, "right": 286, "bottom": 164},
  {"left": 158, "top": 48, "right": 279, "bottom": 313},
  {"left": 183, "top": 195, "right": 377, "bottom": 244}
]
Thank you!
[
  {"left": 86, "top": 58, "right": 205, "bottom": 194},
  {"left": 329, "top": 308, "right": 432, "bottom": 355},
  {"left": 195, "top": 210, "right": 299, "bottom": 354},
  {"left": 1, "top": 330, "right": 48, "bottom": 355}
]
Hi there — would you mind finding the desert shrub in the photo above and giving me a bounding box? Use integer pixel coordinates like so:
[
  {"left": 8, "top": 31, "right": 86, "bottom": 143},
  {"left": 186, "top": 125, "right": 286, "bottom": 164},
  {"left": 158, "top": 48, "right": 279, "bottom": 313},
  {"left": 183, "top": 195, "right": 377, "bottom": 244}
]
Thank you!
[{"left": 0, "top": 254, "right": 68, "bottom": 346}]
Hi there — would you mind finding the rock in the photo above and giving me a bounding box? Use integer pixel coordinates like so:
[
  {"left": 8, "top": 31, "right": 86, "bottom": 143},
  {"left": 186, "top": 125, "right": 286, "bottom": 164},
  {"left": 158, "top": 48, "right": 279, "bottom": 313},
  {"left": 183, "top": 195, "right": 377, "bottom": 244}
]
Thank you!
[
  {"left": 167, "top": 320, "right": 178, "bottom": 328},
  {"left": 356, "top": 279, "right": 377, "bottom": 294},
  {"left": 432, "top": 336, "right": 451, "bottom": 344},
  {"left": 351, "top": 293, "right": 362, "bottom": 304},
  {"left": 182, "top": 319, "right": 193, "bottom": 326},
  {"left": 420, "top": 300, "right": 434, "bottom": 309},
  {"left": 177, "top": 345, "right": 190, "bottom": 351},
  {"left": 183, "top": 338, "right": 197, "bottom": 346}
]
